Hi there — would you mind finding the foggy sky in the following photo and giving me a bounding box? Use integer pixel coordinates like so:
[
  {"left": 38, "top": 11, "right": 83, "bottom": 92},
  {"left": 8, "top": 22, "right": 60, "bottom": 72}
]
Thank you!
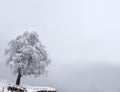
[
  {"left": 0, "top": 0, "right": 120, "bottom": 92},
  {"left": 0, "top": 0, "right": 120, "bottom": 64}
]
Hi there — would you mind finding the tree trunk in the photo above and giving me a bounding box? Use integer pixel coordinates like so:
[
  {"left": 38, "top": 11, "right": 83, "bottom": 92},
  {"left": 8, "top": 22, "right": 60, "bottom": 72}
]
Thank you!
[{"left": 16, "top": 68, "right": 22, "bottom": 85}]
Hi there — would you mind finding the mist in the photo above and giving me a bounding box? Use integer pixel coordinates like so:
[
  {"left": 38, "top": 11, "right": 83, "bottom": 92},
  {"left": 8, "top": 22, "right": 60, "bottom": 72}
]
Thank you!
[{"left": 0, "top": 0, "right": 120, "bottom": 92}]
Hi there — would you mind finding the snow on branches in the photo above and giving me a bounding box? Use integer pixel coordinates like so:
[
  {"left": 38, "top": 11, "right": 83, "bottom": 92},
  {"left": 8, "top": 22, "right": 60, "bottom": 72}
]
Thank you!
[{"left": 5, "top": 31, "right": 51, "bottom": 77}]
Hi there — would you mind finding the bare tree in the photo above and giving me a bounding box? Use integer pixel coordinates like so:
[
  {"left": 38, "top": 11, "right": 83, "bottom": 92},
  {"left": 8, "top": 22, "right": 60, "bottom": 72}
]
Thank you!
[{"left": 5, "top": 31, "right": 51, "bottom": 85}]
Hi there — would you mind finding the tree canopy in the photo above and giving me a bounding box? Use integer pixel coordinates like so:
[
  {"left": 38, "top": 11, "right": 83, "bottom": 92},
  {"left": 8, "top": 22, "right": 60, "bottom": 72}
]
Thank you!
[{"left": 5, "top": 31, "right": 51, "bottom": 77}]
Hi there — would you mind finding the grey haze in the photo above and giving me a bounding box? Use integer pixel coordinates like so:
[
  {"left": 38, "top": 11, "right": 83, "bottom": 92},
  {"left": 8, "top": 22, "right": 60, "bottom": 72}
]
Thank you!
[{"left": 0, "top": 0, "right": 120, "bottom": 92}]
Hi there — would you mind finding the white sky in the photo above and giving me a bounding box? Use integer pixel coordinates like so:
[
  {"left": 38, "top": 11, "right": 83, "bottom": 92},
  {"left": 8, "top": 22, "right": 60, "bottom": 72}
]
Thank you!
[
  {"left": 0, "top": 0, "right": 120, "bottom": 64},
  {"left": 1, "top": 0, "right": 120, "bottom": 91}
]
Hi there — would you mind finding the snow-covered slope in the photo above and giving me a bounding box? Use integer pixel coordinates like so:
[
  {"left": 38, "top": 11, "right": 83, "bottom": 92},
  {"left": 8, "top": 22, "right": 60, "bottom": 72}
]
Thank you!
[
  {"left": 0, "top": 80, "right": 56, "bottom": 92},
  {"left": 0, "top": 80, "right": 11, "bottom": 92},
  {"left": 26, "top": 86, "right": 56, "bottom": 92}
]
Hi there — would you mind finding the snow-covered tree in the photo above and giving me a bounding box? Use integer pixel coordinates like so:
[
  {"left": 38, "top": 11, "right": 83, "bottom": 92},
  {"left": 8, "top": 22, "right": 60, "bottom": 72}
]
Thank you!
[{"left": 5, "top": 31, "right": 51, "bottom": 85}]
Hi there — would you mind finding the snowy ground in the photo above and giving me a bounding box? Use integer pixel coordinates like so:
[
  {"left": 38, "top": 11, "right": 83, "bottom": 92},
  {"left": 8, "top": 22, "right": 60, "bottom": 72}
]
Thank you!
[{"left": 0, "top": 80, "right": 56, "bottom": 92}]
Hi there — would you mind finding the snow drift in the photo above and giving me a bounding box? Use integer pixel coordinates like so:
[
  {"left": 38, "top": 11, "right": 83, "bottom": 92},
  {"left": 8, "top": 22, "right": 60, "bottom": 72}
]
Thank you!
[{"left": 0, "top": 80, "right": 56, "bottom": 92}]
